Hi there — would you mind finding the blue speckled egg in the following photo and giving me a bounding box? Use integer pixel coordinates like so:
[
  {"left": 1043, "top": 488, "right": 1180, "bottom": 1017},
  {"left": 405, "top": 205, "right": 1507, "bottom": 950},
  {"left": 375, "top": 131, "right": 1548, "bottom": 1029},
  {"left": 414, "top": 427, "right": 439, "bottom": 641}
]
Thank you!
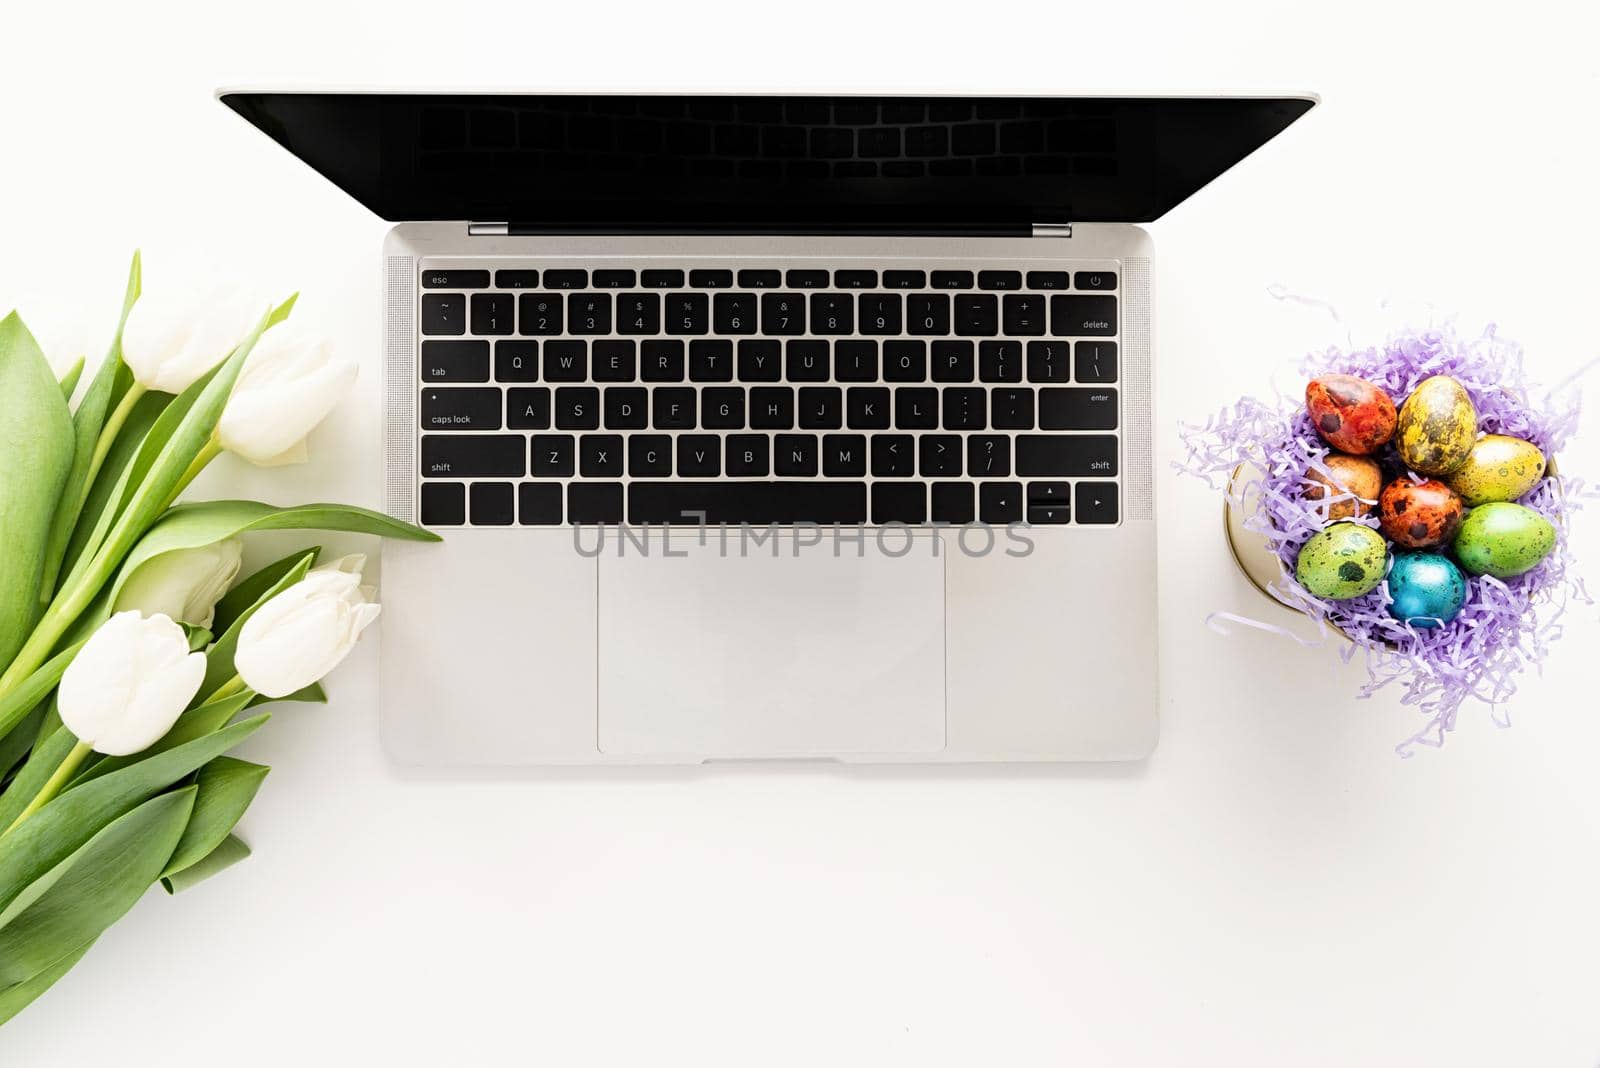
[{"left": 1385, "top": 553, "right": 1467, "bottom": 628}]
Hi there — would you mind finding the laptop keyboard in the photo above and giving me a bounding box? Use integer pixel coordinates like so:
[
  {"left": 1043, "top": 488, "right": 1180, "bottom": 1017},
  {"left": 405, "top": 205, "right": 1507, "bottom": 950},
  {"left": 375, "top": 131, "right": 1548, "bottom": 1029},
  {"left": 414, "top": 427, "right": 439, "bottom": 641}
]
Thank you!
[{"left": 415, "top": 263, "right": 1121, "bottom": 527}]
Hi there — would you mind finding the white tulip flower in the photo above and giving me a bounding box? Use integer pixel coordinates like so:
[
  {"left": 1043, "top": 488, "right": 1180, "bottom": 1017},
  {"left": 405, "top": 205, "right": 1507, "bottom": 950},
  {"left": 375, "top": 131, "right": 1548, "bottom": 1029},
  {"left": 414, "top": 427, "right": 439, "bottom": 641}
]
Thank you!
[
  {"left": 234, "top": 555, "right": 381, "bottom": 699},
  {"left": 58, "top": 612, "right": 208, "bottom": 757},
  {"left": 121, "top": 287, "right": 261, "bottom": 394},
  {"left": 216, "top": 324, "right": 357, "bottom": 466},
  {"left": 113, "top": 539, "right": 244, "bottom": 631}
]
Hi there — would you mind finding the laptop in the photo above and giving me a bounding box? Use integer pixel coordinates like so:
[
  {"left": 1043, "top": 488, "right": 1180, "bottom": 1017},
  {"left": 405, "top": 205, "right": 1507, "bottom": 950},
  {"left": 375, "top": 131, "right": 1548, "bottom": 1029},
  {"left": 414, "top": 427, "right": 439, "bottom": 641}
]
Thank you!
[{"left": 222, "top": 91, "right": 1315, "bottom": 764}]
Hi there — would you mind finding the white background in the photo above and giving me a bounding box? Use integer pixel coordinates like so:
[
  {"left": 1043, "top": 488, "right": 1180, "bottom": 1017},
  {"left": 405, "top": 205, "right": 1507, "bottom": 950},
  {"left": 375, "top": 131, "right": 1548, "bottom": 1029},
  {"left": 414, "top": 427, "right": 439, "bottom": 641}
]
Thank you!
[{"left": 3, "top": 2, "right": 1599, "bottom": 1064}]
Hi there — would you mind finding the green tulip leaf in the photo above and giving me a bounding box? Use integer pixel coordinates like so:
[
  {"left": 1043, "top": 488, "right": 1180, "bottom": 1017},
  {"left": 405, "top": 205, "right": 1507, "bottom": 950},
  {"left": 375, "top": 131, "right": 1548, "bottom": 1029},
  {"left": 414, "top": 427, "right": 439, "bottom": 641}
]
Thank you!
[
  {"left": 0, "top": 704, "right": 46, "bottom": 785},
  {"left": 200, "top": 548, "right": 317, "bottom": 699},
  {"left": 0, "top": 639, "right": 85, "bottom": 749},
  {"left": 0, "top": 937, "right": 93, "bottom": 1024},
  {"left": 0, "top": 787, "right": 195, "bottom": 990},
  {"left": 57, "top": 356, "right": 85, "bottom": 400},
  {"left": 210, "top": 545, "right": 321, "bottom": 638},
  {"left": 161, "top": 833, "right": 250, "bottom": 895},
  {"left": 160, "top": 757, "right": 267, "bottom": 884},
  {"left": 0, "top": 313, "right": 76, "bottom": 671},
  {"left": 0, "top": 714, "right": 267, "bottom": 918},
  {"left": 0, "top": 725, "right": 76, "bottom": 833},
  {"left": 74, "top": 690, "right": 256, "bottom": 787},
  {"left": 250, "top": 681, "right": 325, "bottom": 708},
  {"left": 58, "top": 390, "right": 169, "bottom": 586}
]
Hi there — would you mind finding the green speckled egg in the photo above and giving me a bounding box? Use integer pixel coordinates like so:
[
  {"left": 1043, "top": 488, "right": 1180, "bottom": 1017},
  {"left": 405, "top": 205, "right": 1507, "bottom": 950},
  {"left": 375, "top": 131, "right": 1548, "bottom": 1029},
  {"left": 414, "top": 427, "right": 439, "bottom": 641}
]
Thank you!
[
  {"left": 1445, "top": 434, "right": 1546, "bottom": 505},
  {"left": 1453, "top": 502, "right": 1556, "bottom": 578},
  {"left": 1294, "top": 522, "right": 1389, "bottom": 600},
  {"left": 1395, "top": 375, "right": 1477, "bottom": 476}
]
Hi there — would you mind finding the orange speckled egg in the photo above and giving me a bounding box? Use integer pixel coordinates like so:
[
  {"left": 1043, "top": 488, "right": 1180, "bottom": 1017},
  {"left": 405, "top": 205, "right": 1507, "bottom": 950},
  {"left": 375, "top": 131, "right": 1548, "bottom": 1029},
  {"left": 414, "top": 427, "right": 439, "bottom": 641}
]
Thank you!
[
  {"left": 1305, "top": 374, "right": 1398, "bottom": 455},
  {"left": 1378, "top": 478, "right": 1465, "bottom": 550}
]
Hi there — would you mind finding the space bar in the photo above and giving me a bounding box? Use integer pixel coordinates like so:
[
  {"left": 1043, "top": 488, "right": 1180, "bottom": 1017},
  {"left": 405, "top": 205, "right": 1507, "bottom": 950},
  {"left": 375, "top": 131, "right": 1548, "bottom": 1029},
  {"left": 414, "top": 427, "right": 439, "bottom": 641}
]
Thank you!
[{"left": 628, "top": 482, "right": 867, "bottom": 524}]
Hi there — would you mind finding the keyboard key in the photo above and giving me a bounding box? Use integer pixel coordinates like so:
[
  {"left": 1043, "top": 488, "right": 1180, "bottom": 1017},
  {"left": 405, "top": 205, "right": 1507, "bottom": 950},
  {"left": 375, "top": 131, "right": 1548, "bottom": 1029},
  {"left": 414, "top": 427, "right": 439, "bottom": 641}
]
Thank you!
[
  {"left": 641, "top": 340, "right": 685, "bottom": 381},
  {"left": 1027, "top": 501, "right": 1071, "bottom": 525},
  {"left": 978, "top": 270, "right": 1022, "bottom": 291},
  {"left": 1076, "top": 481, "right": 1119, "bottom": 524},
  {"left": 592, "top": 340, "right": 636, "bottom": 382},
  {"left": 422, "top": 435, "right": 525, "bottom": 478},
  {"left": 422, "top": 270, "right": 488, "bottom": 290},
  {"left": 737, "top": 269, "right": 781, "bottom": 289},
  {"left": 518, "top": 294, "right": 563, "bottom": 335},
  {"left": 954, "top": 295, "right": 998, "bottom": 336},
  {"left": 507, "top": 387, "right": 551, "bottom": 430},
  {"left": 1002, "top": 294, "right": 1046, "bottom": 336},
  {"left": 568, "top": 293, "right": 611, "bottom": 335},
  {"left": 931, "top": 482, "right": 974, "bottom": 524},
  {"left": 726, "top": 435, "right": 769, "bottom": 476},
  {"left": 967, "top": 435, "right": 1011, "bottom": 477},
  {"left": 689, "top": 269, "right": 733, "bottom": 289},
  {"left": 919, "top": 435, "right": 962, "bottom": 476},
  {"left": 470, "top": 293, "right": 515, "bottom": 335},
  {"left": 420, "top": 482, "right": 465, "bottom": 525},
  {"left": 628, "top": 482, "right": 867, "bottom": 525},
  {"left": 761, "top": 293, "right": 807, "bottom": 335},
  {"left": 542, "top": 340, "right": 586, "bottom": 381},
  {"left": 858, "top": 293, "right": 902, "bottom": 335},
  {"left": 872, "top": 483, "right": 926, "bottom": 524},
  {"left": 1025, "top": 271, "right": 1070, "bottom": 290},
  {"left": 470, "top": 482, "right": 515, "bottom": 525},
  {"left": 895, "top": 388, "right": 939, "bottom": 429},
  {"left": 714, "top": 293, "right": 758, "bottom": 335},
  {"left": 519, "top": 483, "right": 562, "bottom": 525},
  {"left": 907, "top": 295, "right": 950, "bottom": 336},
  {"left": 846, "top": 387, "right": 890, "bottom": 429},
  {"left": 931, "top": 270, "right": 973, "bottom": 290},
  {"left": 942, "top": 387, "right": 986, "bottom": 430},
  {"left": 495, "top": 270, "right": 540, "bottom": 290},
  {"left": 1040, "top": 387, "right": 1118, "bottom": 430},
  {"left": 991, "top": 388, "right": 1035, "bottom": 430},
  {"left": 1075, "top": 341, "right": 1118, "bottom": 383},
  {"left": 871, "top": 435, "right": 915, "bottom": 477},
  {"left": 602, "top": 387, "right": 647, "bottom": 429},
  {"left": 799, "top": 387, "right": 842, "bottom": 429},
  {"left": 628, "top": 435, "right": 672, "bottom": 477},
  {"left": 702, "top": 387, "right": 745, "bottom": 429},
  {"left": 554, "top": 387, "right": 599, "bottom": 430},
  {"left": 882, "top": 341, "right": 925, "bottom": 382},
  {"left": 823, "top": 434, "right": 866, "bottom": 476},
  {"left": 421, "top": 294, "right": 465, "bottom": 336},
  {"left": 543, "top": 270, "right": 587, "bottom": 290},
  {"left": 690, "top": 340, "right": 734, "bottom": 381},
  {"left": 616, "top": 293, "right": 661, "bottom": 335},
  {"left": 979, "top": 481, "right": 1023, "bottom": 523},
  {"left": 737, "top": 339, "right": 781, "bottom": 381},
  {"left": 667, "top": 293, "right": 709, "bottom": 335},
  {"left": 834, "top": 340, "right": 877, "bottom": 382},
  {"left": 979, "top": 341, "right": 1023, "bottom": 382},
  {"left": 1026, "top": 341, "right": 1070, "bottom": 383},
  {"left": 422, "top": 340, "right": 489, "bottom": 382},
  {"left": 930, "top": 340, "right": 974, "bottom": 382},
  {"left": 810, "top": 293, "right": 854, "bottom": 335},
  {"left": 749, "top": 387, "right": 794, "bottom": 429},
  {"left": 1050, "top": 295, "right": 1117, "bottom": 336},
  {"left": 421, "top": 387, "right": 500, "bottom": 431},
  {"left": 676, "top": 434, "right": 722, "bottom": 477},
  {"left": 774, "top": 434, "right": 819, "bottom": 476},
  {"left": 592, "top": 269, "right": 637, "bottom": 289},
  {"left": 1074, "top": 271, "right": 1118, "bottom": 291},
  {"left": 883, "top": 270, "right": 927, "bottom": 289},
  {"left": 641, "top": 269, "right": 684, "bottom": 289},
  {"left": 494, "top": 341, "right": 538, "bottom": 382},
  {"left": 785, "top": 339, "right": 829, "bottom": 381},
  {"left": 569, "top": 482, "right": 623, "bottom": 524},
  {"left": 652, "top": 388, "right": 697, "bottom": 429},
  {"left": 1016, "top": 435, "right": 1118, "bottom": 476},
  {"left": 834, "top": 269, "right": 878, "bottom": 289},
  {"left": 785, "top": 269, "right": 829, "bottom": 289}
]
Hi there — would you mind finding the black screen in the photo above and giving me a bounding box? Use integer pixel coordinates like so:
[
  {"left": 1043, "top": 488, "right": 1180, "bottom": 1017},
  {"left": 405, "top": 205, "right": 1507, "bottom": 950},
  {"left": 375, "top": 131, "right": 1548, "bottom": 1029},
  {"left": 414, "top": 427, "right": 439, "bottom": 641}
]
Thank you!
[{"left": 221, "top": 93, "right": 1314, "bottom": 231}]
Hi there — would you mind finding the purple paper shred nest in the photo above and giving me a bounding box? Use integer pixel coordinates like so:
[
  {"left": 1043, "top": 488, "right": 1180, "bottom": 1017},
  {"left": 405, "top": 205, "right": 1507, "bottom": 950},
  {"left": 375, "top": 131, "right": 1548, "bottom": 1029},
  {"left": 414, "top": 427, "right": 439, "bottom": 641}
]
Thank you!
[{"left": 1177, "top": 322, "right": 1590, "bottom": 754}]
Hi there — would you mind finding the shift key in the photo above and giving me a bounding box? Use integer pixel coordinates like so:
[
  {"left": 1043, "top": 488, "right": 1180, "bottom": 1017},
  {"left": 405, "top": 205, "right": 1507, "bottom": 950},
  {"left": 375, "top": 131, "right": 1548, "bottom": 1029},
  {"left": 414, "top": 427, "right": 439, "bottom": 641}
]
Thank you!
[
  {"left": 421, "top": 434, "right": 526, "bottom": 478},
  {"left": 1016, "top": 434, "right": 1118, "bottom": 477}
]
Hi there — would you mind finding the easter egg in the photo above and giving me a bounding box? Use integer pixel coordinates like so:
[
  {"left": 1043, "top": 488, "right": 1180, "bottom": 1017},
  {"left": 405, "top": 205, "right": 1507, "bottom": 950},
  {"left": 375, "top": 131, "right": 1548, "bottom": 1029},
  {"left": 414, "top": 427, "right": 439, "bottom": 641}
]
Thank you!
[
  {"left": 1303, "top": 453, "right": 1383, "bottom": 520},
  {"left": 1377, "top": 478, "right": 1465, "bottom": 550},
  {"left": 1445, "top": 434, "right": 1547, "bottom": 505},
  {"left": 1453, "top": 502, "right": 1556, "bottom": 579},
  {"left": 1294, "top": 522, "right": 1388, "bottom": 600},
  {"left": 1385, "top": 553, "right": 1467, "bottom": 628},
  {"left": 1304, "top": 374, "right": 1397, "bottom": 454},
  {"left": 1394, "top": 375, "right": 1477, "bottom": 476}
]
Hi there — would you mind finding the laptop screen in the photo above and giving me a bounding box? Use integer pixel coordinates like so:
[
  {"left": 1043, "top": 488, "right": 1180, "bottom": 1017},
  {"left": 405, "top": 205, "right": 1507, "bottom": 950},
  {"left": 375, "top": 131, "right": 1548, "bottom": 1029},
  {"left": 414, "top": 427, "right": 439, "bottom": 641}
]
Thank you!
[{"left": 220, "top": 93, "right": 1314, "bottom": 230}]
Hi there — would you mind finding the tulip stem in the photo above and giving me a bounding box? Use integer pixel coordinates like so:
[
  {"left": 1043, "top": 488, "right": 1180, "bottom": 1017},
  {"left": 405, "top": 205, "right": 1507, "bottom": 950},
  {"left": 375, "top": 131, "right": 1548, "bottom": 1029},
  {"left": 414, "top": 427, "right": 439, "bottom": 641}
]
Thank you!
[
  {"left": 166, "top": 437, "right": 223, "bottom": 510},
  {"left": 86, "top": 383, "right": 147, "bottom": 492},
  {"left": 4, "top": 740, "right": 93, "bottom": 835},
  {"left": 202, "top": 674, "right": 247, "bottom": 706}
]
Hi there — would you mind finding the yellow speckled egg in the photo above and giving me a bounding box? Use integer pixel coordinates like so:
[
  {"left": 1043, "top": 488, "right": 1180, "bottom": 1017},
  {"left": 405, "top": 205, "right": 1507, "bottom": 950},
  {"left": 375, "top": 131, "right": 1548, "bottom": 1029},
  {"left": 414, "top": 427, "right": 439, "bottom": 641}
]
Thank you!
[
  {"left": 1395, "top": 375, "right": 1477, "bottom": 476},
  {"left": 1445, "top": 434, "right": 1546, "bottom": 505}
]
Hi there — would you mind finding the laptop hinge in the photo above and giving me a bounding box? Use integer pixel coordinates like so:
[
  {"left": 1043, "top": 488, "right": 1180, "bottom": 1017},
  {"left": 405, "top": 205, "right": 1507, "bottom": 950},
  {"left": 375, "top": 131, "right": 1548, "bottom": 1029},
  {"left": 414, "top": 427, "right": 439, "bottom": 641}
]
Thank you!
[
  {"left": 467, "top": 220, "right": 1034, "bottom": 238},
  {"left": 1031, "top": 222, "right": 1073, "bottom": 238},
  {"left": 469, "top": 221, "right": 510, "bottom": 236}
]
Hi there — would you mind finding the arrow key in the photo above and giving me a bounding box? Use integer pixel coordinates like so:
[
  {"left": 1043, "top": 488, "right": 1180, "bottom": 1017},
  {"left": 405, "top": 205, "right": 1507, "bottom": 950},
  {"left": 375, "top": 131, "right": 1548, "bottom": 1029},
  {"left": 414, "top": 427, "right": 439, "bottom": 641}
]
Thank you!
[
  {"left": 1075, "top": 481, "right": 1119, "bottom": 524},
  {"left": 979, "top": 481, "right": 1023, "bottom": 524}
]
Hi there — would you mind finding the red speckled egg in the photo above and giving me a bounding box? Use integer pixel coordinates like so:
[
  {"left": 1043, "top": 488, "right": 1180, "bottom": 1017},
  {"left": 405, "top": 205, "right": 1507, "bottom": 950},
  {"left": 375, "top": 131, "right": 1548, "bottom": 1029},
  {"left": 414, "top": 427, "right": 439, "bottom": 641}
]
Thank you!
[
  {"left": 1378, "top": 478, "right": 1466, "bottom": 550},
  {"left": 1305, "top": 374, "right": 1398, "bottom": 455}
]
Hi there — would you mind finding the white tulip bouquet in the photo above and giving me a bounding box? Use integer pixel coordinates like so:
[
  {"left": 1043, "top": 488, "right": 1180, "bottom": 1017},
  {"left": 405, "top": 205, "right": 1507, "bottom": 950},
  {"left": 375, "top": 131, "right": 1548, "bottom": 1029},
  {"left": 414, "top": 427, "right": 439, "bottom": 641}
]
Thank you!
[{"left": 0, "top": 254, "right": 436, "bottom": 1023}]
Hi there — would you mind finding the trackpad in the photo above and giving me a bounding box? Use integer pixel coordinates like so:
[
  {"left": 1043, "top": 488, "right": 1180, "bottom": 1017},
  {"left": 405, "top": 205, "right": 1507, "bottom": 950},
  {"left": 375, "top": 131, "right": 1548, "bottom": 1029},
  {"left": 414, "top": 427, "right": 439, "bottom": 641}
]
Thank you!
[{"left": 597, "top": 533, "right": 946, "bottom": 758}]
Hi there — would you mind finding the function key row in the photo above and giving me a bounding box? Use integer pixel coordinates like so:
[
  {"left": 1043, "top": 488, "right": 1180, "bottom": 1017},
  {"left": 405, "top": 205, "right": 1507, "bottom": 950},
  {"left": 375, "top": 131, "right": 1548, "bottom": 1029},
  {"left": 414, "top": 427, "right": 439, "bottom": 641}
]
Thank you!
[{"left": 422, "top": 268, "right": 1118, "bottom": 292}]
